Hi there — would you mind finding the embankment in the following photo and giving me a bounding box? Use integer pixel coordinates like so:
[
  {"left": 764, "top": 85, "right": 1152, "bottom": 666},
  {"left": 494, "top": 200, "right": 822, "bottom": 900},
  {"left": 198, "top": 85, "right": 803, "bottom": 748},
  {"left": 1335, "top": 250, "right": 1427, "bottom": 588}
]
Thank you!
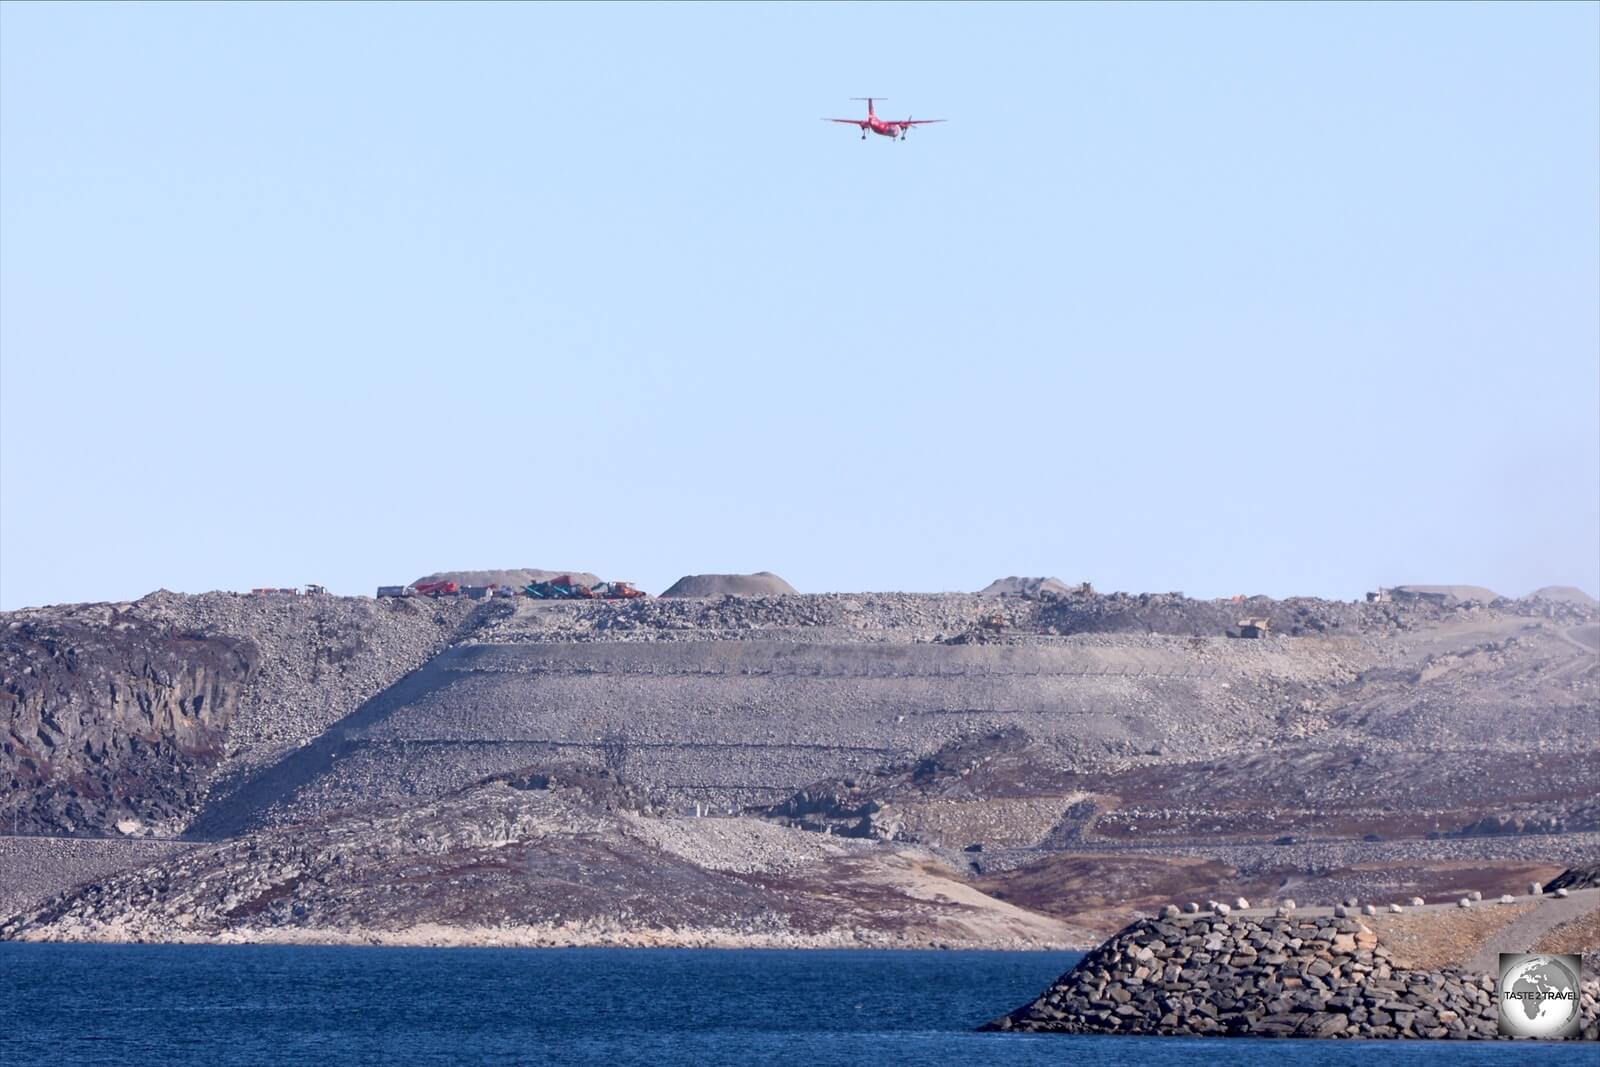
[{"left": 987, "top": 902, "right": 1600, "bottom": 1039}]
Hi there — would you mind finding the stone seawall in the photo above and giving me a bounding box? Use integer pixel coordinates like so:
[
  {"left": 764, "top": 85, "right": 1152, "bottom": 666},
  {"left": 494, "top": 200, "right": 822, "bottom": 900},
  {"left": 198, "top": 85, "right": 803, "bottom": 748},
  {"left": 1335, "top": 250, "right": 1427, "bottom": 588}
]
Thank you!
[{"left": 985, "top": 910, "right": 1599, "bottom": 1039}]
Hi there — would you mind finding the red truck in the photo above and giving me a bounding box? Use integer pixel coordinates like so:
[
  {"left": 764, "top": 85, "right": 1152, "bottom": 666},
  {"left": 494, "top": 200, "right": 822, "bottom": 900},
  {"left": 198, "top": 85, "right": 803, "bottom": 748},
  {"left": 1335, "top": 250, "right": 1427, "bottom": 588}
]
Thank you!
[
  {"left": 594, "top": 581, "right": 647, "bottom": 600},
  {"left": 413, "top": 581, "right": 461, "bottom": 598}
]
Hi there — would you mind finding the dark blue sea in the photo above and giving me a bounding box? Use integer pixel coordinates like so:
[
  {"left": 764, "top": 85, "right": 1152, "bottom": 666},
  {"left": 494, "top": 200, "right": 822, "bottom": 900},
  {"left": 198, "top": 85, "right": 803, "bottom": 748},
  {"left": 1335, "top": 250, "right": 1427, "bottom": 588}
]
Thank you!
[{"left": 0, "top": 944, "right": 1591, "bottom": 1066}]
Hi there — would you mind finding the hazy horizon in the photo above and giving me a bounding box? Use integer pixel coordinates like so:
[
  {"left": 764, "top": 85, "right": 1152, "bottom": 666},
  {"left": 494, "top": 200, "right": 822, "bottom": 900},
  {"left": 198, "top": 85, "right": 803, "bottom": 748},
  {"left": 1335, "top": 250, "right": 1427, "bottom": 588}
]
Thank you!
[{"left": 3, "top": 3, "right": 1597, "bottom": 611}]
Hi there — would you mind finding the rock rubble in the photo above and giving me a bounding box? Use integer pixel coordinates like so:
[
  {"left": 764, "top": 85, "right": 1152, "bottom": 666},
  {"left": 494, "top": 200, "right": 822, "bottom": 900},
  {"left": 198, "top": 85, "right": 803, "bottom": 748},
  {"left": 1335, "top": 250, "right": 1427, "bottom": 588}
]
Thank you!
[{"left": 986, "top": 910, "right": 1600, "bottom": 1039}]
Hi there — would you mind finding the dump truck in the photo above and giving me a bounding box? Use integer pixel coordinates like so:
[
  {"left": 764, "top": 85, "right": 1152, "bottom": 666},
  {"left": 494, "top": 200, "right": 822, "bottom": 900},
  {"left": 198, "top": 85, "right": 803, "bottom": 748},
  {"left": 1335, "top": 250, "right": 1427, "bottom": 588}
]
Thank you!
[
  {"left": 413, "top": 581, "right": 461, "bottom": 598},
  {"left": 593, "top": 581, "right": 647, "bottom": 600},
  {"left": 1238, "top": 616, "right": 1271, "bottom": 638}
]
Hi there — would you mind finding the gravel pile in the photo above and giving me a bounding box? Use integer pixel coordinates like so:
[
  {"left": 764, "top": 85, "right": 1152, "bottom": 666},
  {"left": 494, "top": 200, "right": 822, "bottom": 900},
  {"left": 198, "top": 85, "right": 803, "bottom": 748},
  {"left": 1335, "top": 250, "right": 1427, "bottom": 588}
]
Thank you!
[
  {"left": 0, "top": 836, "right": 192, "bottom": 917},
  {"left": 1529, "top": 586, "right": 1599, "bottom": 607},
  {"left": 979, "top": 577, "right": 1076, "bottom": 598},
  {"left": 659, "top": 572, "right": 798, "bottom": 598}
]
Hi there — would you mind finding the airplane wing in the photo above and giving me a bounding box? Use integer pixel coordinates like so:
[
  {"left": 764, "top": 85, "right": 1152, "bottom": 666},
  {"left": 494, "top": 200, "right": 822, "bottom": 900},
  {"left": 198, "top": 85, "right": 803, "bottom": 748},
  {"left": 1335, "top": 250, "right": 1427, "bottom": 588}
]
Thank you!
[
  {"left": 824, "top": 118, "right": 868, "bottom": 126},
  {"left": 899, "top": 119, "right": 946, "bottom": 125}
]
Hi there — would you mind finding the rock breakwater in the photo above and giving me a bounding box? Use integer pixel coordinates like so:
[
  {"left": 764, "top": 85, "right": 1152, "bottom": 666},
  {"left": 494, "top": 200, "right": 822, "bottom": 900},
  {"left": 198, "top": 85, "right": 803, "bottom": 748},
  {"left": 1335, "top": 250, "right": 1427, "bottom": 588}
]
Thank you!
[{"left": 986, "top": 910, "right": 1599, "bottom": 1039}]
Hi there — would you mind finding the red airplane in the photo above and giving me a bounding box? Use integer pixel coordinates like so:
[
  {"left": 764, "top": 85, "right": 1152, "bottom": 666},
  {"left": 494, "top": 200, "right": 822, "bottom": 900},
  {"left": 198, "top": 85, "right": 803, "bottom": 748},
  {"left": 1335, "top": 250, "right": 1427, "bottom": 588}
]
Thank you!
[{"left": 825, "top": 98, "right": 945, "bottom": 141}]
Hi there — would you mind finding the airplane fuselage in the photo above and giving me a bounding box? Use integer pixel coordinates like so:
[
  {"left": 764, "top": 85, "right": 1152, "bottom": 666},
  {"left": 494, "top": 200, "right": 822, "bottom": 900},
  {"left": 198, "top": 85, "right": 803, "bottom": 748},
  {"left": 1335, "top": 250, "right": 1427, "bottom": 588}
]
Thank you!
[{"left": 826, "top": 98, "right": 944, "bottom": 141}]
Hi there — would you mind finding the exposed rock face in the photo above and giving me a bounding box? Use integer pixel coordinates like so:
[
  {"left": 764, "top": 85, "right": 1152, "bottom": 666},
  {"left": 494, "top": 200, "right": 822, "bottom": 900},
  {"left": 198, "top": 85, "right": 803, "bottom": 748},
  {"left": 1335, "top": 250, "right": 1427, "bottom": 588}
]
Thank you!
[
  {"left": 2, "top": 612, "right": 256, "bottom": 835},
  {"left": 986, "top": 911, "right": 1600, "bottom": 1040},
  {"left": 3, "top": 592, "right": 482, "bottom": 836},
  {"left": 1549, "top": 865, "right": 1600, "bottom": 892},
  {"left": 658, "top": 572, "right": 798, "bottom": 598}
]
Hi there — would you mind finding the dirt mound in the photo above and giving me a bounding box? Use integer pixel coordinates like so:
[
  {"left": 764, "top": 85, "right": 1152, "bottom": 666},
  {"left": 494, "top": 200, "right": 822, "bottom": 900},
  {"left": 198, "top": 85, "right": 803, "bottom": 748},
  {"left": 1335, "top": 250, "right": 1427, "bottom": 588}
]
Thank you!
[
  {"left": 413, "top": 569, "right": 600, "bottom": 590},
  {"left": 658, "top": 572, "right": 797, "bottom": 598},
  {"left": 1528, "top": 586, "right": 1598, "bottom": 606},
  {"left": 979, "top": 577, "right": 1075, "bottom": 598},
  {"left": 1394, "top": 584, "right": 1502, "bottom": 603}
]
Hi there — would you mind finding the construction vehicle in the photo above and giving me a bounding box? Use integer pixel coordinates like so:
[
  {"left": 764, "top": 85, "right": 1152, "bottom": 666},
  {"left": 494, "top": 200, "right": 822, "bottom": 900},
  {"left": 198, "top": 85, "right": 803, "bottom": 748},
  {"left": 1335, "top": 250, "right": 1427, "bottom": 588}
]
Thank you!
[
  {"left": 525, "top": 577, "right": 594, "bottom": 600},
  {"left": 413, "top": 581, "right": 461, "bottom": 598},
  {"left": 593, "top": 581, "right": 647, "bottom": 600},
  {"left": 552, "top": 575, "right": 596, "bottom": 598},
  {"left": 377, "top": 585, "right": 413, "bottom": 598},
  {"left": 1238, "top": 616, "right": 1271, "bottom": 639}
]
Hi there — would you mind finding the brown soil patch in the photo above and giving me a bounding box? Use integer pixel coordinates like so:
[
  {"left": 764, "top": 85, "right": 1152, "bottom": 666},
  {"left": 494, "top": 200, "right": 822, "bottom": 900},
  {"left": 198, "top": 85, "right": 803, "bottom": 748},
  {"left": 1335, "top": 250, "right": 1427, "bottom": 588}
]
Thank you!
[
  {"left": 1532, "top": 904, "right": 1600, "bottom": 973},
  {"left": 1337, "top": 861, "right": 1568, "bottom": 902},
  {"left": 973, "top": 852, "right": 1266, "bottom": 935},
  {"left": 1367, "top": 901, "right": 1537, "bottom": 969}
]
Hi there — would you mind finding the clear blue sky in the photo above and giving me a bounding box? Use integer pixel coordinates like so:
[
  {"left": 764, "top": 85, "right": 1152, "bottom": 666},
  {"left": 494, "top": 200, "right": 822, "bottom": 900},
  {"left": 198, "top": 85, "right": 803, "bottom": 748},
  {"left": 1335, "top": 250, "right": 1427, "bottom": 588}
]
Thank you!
[{"left": 2, "top": 2, "right": 1596, "bottom": 609}]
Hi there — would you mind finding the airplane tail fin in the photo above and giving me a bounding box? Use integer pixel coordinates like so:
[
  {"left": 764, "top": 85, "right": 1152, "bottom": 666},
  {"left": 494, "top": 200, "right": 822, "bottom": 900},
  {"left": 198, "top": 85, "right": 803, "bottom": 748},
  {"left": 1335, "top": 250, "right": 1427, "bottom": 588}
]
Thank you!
[{"left": 850, "top": 97, "right": 884, "bottom": 118}]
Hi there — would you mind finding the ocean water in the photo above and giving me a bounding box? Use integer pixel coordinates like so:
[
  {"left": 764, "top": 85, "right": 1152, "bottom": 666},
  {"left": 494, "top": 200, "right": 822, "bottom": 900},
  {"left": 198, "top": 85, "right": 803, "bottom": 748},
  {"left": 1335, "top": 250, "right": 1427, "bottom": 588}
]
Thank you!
[{"left": 0, "top": 944, "right": 1591, "bottom": 1066}]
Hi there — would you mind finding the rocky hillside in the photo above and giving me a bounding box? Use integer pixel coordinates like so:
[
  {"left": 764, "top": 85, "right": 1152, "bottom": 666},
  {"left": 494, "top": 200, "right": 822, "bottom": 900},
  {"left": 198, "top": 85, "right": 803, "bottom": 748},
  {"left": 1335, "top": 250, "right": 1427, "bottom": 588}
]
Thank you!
[
  {"left": 3, "top": 592, "right": 480, "bottom": 835},
  {"left": 3, "top": 581, "right": 1596, "bottom": 950},
  {"left": 0, "top": 767, "right": 1088, "bottom": 950}
]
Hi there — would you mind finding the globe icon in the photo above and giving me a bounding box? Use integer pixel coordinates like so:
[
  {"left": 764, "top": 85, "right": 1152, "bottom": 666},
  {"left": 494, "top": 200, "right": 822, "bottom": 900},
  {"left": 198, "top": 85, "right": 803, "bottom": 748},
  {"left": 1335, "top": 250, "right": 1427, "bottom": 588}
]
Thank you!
[{"left": 1500, "top": 955, "right": 1581, "bottom": 1038}]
